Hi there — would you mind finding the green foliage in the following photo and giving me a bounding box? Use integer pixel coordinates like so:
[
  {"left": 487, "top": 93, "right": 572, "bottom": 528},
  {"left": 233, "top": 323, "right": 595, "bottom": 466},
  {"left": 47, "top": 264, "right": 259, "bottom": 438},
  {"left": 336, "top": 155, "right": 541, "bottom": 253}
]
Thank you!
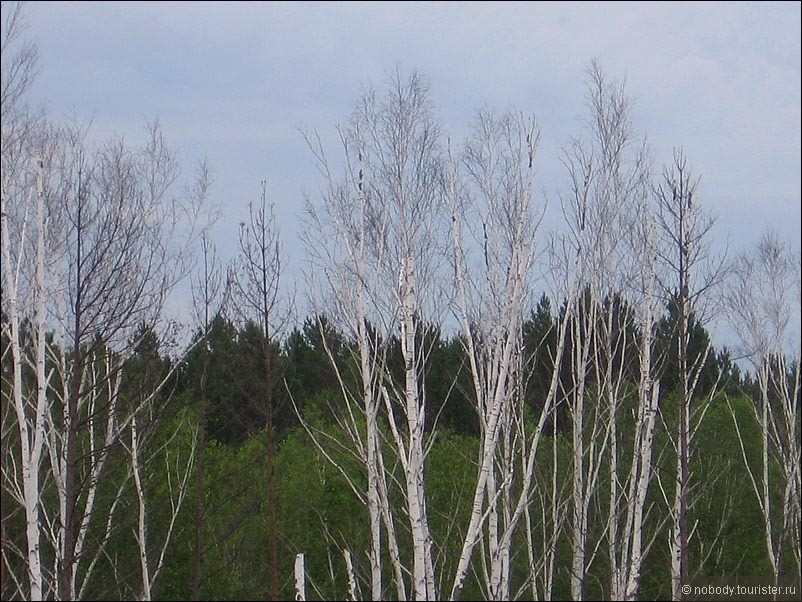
[{"left": 2, "top": 300, "right": 788, "bottom": 600}]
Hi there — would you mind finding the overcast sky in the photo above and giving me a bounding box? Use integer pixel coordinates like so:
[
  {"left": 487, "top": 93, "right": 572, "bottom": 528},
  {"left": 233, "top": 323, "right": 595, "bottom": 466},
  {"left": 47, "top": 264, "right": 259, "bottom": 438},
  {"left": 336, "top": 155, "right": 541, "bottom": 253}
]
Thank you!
[{"left": 15, "top": 1, "right": 802, "bottom": 326}]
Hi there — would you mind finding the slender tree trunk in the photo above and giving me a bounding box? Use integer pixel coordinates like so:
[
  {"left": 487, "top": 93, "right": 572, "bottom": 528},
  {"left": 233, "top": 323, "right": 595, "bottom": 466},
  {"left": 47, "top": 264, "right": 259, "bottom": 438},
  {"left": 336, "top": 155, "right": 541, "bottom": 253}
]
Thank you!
[
  {"left": 0, "top": 10, "right": 44, "bottom": 595},
  {"left": 1, "top": 161, "right": 48, "bottom": 601},
  {"left": 132, "top": 415, "right": 153, "bottom": 601},
  {"left": 623, "top": 378, "right": 659, "bottom": 600},
  {"left": 654, "top": 151, "right": 724, "bottom": 601},
  {"left": 344, "top": 549, "right": 359, "bottom": 601},
  {"left": 622, "top": 243, "right": 660, "bottom": 600},
  {"left": 759, "top": 362, "right": 778, "bottom": 581},
  {"left": 360, "top": 309, "right": 383, "bottom": 601},
  {"left": 570, "top": 305, "right": 592, "bottom": 602},
  {"left": 675, "top": 180, "right": 691, "bottom": 600},
  {"left": 294, "top": 553, "right": 306, "bottom": 602},
  {"left": 607, "top": 322, "right": 620, "bottom": 599},
  {"left": 678, "top": 286, "right": 690, "bottom": 599},
  {"left": 401, "top": 260, "right": 435, "bottom": 601}
]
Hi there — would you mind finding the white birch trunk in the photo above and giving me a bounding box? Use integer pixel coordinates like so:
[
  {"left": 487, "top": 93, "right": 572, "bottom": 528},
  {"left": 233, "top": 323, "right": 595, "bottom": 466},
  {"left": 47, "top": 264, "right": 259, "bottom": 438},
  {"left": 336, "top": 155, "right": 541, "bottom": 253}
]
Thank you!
[
  {"left": 670, "top": 427, "right": 683, "bottom": 602},
  {"left": 618, "top": 222, "right": 661, "bottom": 601},
  {"left": 759, "top": 365, "right": 778, "bottom": 579},
  {"left": 446, "top": 113, "right": 571, "bottom": 602},
  {"left": 1, "top": 160, "right": 48, "bottom": 601},
  {"left": 132, "top": 415, "right": 153, "bottom": 602},
  {"left": 344, "top": 549, "right": 359, "bottom": 601},
  {"left": 401, "top": 257, "right": 436, "bottom": 601},
  {"left": 294, "top": 553, "right": 306, "bottom": 601},
  {"left": 360, "top": 305, "right": 384, "bottom": 601},
  {"left": 569, "top": 303, "right": 592, "bottom": 602},
  {"left": 0, "top": 11, "right": 46, "bottom": 597},
  {"left": 129, "top": 409, "right": 196, "bottom": 601},
  {"left": 622, "top": 379, "right": 660, "bottom": 600}
]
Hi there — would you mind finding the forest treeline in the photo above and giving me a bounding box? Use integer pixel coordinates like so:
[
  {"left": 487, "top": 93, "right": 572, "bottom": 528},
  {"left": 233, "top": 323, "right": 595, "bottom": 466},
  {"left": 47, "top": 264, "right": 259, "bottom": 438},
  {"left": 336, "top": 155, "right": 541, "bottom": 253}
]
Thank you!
[
  {"left": 2, "top": 292, "right": 797, "bottom": 600},
  {"left": 1, "top": 2, "right": 800, "bottom": 601}
]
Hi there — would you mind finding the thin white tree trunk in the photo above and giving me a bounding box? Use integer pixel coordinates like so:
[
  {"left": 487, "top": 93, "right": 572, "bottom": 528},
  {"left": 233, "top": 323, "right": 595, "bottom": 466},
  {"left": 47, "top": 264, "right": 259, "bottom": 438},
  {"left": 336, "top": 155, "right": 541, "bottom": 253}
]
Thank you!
[
  {"left": 130, "top": 404, "right": 196, "bottom": 601},
  {"left": 570, "top": 304, "right": 592, "bottom": 602},
  {"left": 449, "top": 335, "right": 525, "bottom": 600},
  {"left": 132, "top": 415, "right": 152, "bottom": 602},
  {"left": 487, "top": 458, "right": 501, "bottom": 598},
  {"left": 670, "top": 431, "right": 683, "bottom": 602},
  {"left": 607, "top": 330, "right": 621, "bottom": 600},
  {"left": 623, "top": 379, "right": 659, "bottom": 600},
  {"left": 360, "top": 308, "right": 383, "bottom": 601},
  {"left": 1, "top": 162, "right": 48, "bottom": 601},
  {"left": 622, "top": 275, "right": 659, "bottom": 599},
  {"left": 616, "top": 244, "right": 661, "bottom": 601},
  {"left": 401, "top": 257, "right": 435, "bottom": 601},
  {"left": 295, "top": 553, "right": 306, "bottom": 601},
  {"left": 344, "top": 549, "right": 359, "bottom": 601},
  {"left": 759, "top": 365, "right": 778, "bottom": 580},
  {"left": 448, "top": 229, "right": 537, "bottom": 601}
]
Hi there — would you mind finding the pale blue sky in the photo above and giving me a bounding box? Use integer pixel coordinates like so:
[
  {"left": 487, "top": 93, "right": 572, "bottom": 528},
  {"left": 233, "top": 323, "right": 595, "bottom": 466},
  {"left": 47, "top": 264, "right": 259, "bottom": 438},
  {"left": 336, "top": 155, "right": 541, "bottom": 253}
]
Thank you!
[{"left": 15, "top": 1, "right": 802, "bottom": 327}]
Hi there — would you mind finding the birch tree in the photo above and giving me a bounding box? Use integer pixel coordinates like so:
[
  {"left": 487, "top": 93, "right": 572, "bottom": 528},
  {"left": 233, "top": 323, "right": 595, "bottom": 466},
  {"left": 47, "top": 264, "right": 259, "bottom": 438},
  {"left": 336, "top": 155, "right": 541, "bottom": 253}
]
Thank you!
[
  {"left": 725, "top": 231, "right": 801, "bottom": 587},
  {"left": 303, "top": 69, "right": 444, "bottom": 601},
  {"left": 550, "top": 61, "right": 668, "bottom": 602},
  {"left": 579, "top": 63, "right": 663, "bottom": 602},
  {"left": 1, "top": 3, "right": 51, "bottom": 597},
  {"left": 303, "top": 119, "right": 406, "bottom": 601},
  {"left": 446, "top": 109, "right": 571, "bottom": 601},
  {"left": 558, "top": 63, "right": 633, "bottom": 600},
  {"left": 364, "top": 72, "right": 444, "bottom": 601},
  {"left": 1, "top": 140, "right": 53, "bottom": 602},
  {"left": 128, "top": 408, "right": 197, "bottom": 601},
  {"left": 2, "top": 7, "right": 213, "bottom": 595},
  {"left": 611, "top": 187, "right": 664, "bottom": 602}
]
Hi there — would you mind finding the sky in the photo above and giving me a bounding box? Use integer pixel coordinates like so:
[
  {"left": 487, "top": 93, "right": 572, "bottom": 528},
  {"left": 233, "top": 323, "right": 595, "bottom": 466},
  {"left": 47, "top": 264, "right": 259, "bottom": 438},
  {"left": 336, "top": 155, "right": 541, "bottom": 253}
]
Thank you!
[{"left": 12, "top": 1, "right": 802, "bottom": 336}]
